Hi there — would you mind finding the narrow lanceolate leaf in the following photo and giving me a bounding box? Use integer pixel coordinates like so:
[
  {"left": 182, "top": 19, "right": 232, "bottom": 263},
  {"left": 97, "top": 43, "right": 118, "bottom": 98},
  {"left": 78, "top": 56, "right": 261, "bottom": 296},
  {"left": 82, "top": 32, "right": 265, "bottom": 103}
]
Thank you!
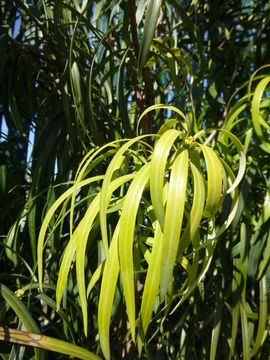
[
  {"left": 71, "top": 61, "right": 85, "bottom": 132},
  {"left": 210, "top": 298, "right": 222, "bottom": 360},
  {"left": 251, "top": 76, "right": 270, "bottom": 139},
  {"left": 257, "top": 231, "right": 270, "bottom": 280},
  {"left": 178, "top": 162, "right": 205, "bottom": 257},
  {"left": 0, "top": 284, "right": 40, "bottom": 334},
  {"left": 171, "top": 228, "right": 216, "bottom": 314},
  {"left": 138, "top": 0, "right": 162, "bottom": 74},
  {"left": 38, "top": 176, "right": 103, "bottom": 292},
  {"left": 119, "top": 163, "right": 151, "bottom": 342},
  {"left": 199, "top": 145, "right": 223, "bottom": 218},
  {"left": 229, "top": 263, "right": 240, "bottom": 360},
  {"left": 137, "top": 104, "right": 188, "bottom": 134},
  {"left": 150, "top": 129, "right": 181, "bottom": 230},
  {"left": 0, "top": 283, "right": 41, "bottom": 359},
  {"left": 100, "top": 136, "right": 148, "bottom": 262},
  {"left": 56, "top": 175, "right": 134, "bottom": 336},
  {"left": 87, "top": 261, "right": 105, "bottom": 298},
  {"left": 160, "top": 150, "right": 189, "bottom": 300},
  {"left": 56, "top": 227, "right": 80, "bottom": 309},
  {"left": 27, "top": 192, "right": 37, "bottom": 264},
  {"left": 0, "top": 327, "right": 101, "bottom": 360},
  {"left": 75, "top": 174, "right": 135, "bottom": 337},
  {"left": 70, "top": 144, "right": 118, "bottom": 236},
  {"left": 251, "top": 275, "right": 268, "bottom": 356},
  {"left": 98, "top": 223, "right": 120, "bottom": 360},
  {"left": 138, "top": 222, "right": 163, "bottom": 352},
  {"left": 195, "top": 129, "right": 246, "bottom": 195},
  {"left": 240, "top": 303, "right": 251, "bottom": 360},
  {"left": 217, "top": 129, "right": 246, "bottom": 194}
]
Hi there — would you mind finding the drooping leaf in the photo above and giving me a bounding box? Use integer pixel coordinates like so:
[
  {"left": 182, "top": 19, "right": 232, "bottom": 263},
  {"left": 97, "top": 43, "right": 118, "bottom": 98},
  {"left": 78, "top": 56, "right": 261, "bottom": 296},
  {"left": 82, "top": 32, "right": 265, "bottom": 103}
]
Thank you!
[
  {"left": 160, "top": 149, "right": 189, "bottom": 300},
  {"left": 138, "top": 0, "right": 162, "bottom": 74},
  {"left": 98, "top": 223, "right": 120, "bottom": 360},
  {"left": 0, "top": 327, "right": 100, "bottom": 360},
  {"left": 119, "top": 163, "right": 151, "bottom": 342}
]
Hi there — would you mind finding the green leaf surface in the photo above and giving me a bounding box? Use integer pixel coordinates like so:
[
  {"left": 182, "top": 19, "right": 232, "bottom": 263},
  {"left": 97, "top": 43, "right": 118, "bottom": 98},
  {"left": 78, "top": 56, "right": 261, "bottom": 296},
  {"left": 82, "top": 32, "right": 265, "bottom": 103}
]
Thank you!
[
  {"left": 251, "top": 75, "right": 270, "bottom": 139},
  {"left": 160, "top": 149, "right": 189, "bottom": 300},
  {"left": 75, "top": 174, "right": 135, "bottom": 336},
  {"left": 100, "top": 136, "right": 148, "bottom": 261},
  {"left": 119, "top": 163, "right": 151, "bottom": 342},
  {"left": 0, "top": 284, "right": 39, "bottom": 334},
  {"left": 138, "top": 222, "right": 163, "bottom": 351},
  {"left": 138, "top": 0, "right": 162, "bottom": 74},
  {"left": 199, "top": 144, "right": 223, "bottom": 217},
  {"left": 38, "top": 176, "right": 104, "bottom": 292},
  {"left": 98, "top": 223, "right": 120, "bottom": 360},
  {"left": 150, "top": 129, "right": 182, "bottom": 230},
  {"left": 177, "top": 162, "right": 206, "bottom": 257},
  {"left": 251, "top": 275, "right": 268, "bottom": 356},
  {"left": 0, "top": 327, "right": 100, "bottom": 360}
]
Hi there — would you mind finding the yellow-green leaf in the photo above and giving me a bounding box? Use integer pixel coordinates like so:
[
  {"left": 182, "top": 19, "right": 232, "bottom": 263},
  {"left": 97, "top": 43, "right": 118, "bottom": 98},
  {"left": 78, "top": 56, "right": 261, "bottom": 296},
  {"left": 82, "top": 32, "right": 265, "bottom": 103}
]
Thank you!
[
  {"left": 119, "top": 163, "right": 151, "bottom": 342},
  {"left": 199, "top": 144, "right": 223, "bottom": 218},
  {"left": 138, "top": 0, "right": 162, "bottom": 74},
  {"left": 98, "top": 223, "right": 120, "bottom": 360},
  {"left": 0, "top": 327, "right": 100, "bottom": 360},
  {"left": 138, "top": 222, "right": 163, "bottom": 351},
  {"left": 160, "top": 149, "right": 189, "bottom": 300},
  {"left": 150, "top": 129, "right": 182, "bottom": 230},
  {"left": 38, "top": 176, "right": 103, "bottom": 292}
]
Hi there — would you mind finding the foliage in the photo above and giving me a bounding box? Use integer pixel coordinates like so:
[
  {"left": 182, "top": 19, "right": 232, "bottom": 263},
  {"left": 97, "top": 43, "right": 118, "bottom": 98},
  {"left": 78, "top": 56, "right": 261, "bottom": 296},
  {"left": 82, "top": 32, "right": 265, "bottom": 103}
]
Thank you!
[{"left": 0, "top": 0, "right": 270, "bottom": 359}]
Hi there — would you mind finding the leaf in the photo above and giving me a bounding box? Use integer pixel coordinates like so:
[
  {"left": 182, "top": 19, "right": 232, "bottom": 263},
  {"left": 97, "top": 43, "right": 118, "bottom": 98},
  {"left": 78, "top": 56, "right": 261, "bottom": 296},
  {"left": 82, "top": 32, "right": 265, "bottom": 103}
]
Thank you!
[
  {"left": 100, "top": 136, "right": 148, "bottom": 261},
  {"left": 5, "top": 221, "right": 18, "bottom": 265},
  {"left": 199, "top": 144, "right": 223, "bottom": 218},
  {"left": 160, "top": 149, "right": 189, "bottom": 300},
  {"left": 0, "top": 283, "right": 41, "bottom": 359},
  {"left": 229, "top": 261, "right": 240, "bottom": 360},
  {"left": 119, "top": 163, "right": 151, "bottom": 342},
  {"left": 218, "top": 129, "right": 246, "bottom": 195},
  {"left": 251, "top": 275, "right": 268, "bottom": 356},
  {"left": 28, "top": 192, "right": 37, "bottom": 264},
  {"left": 137, "top": 104, "right": 188, "bottom": 134},
  {"left": 71, "top": 61, "right": 85, "bottom": 126},
  {"left": 38, "top": 176, "right": 104, "bottom": 292},
  {"left": 0, "top": 284, "right": 40, "bottom": 334},
  {"left": 138, "top": 222, "right": 163, "bottom": 352},
  {"left": 210, "top": 297, "right": 222, "bottom": 360},
  {"left": 177, "top": 161, "right": 206, "bottom": 257},
  {"left": 9, "top": 92, "right": 24, "bottom": 137},
  {"left": 70, "top": 145, "right": 117, "bottom": 236},
  {"left": 195, "top": 129, "right": 246, "bottom": 195},
  {"left": 56, "top": 227, "right": 80, "bottom": 310},
  {"left": 0, "top": 327, "right": 100, "bottom": 360},
  {"left": 87, "top": 261, "right": 105, "bottom": 298},
  {"left": 157, "top": 119, "right": 178, "bottom": 135},
  {"left": 240, "top": 303, "right": 251, "bottom": 360},
  {"left": 150, "top": 129, "right": 182, "bottom": 230},
  {"left": 257, "top": 231, "right": 270, "bottom": 280},
  {"left": 98, "top": 223, "right": 120, "bottom": 360},
  {"left": 138, "top": 0, "right": 162, "bottom": 74},
  {"left": 251, "top": 75, "right": 270, "bottom": 139},
  {"left": 171, "top": 223, "right": 216, "bottom": 314},
  {"left": 74, "top": 174, "right": 134, "bottom": 336}
]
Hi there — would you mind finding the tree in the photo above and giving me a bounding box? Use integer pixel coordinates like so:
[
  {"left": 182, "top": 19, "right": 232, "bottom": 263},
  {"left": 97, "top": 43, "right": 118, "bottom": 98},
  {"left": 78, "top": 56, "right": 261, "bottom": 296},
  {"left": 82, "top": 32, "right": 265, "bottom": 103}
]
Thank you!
[{"left": 0, "top": 0, "right": 269, "bottom": 359}]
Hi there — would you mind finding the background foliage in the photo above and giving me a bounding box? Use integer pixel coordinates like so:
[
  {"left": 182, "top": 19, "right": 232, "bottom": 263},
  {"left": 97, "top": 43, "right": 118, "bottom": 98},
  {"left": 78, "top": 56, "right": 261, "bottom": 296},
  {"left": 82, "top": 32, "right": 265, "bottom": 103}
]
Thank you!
[{"left": 0, "top": 0, "right": 270, "bottom": 359}]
